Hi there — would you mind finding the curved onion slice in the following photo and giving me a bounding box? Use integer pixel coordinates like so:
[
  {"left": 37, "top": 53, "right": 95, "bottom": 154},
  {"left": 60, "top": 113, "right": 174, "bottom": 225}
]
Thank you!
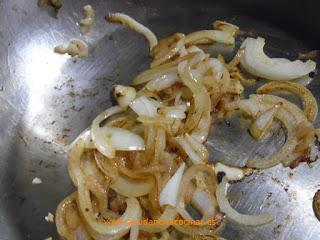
[
  {"left": 249, "top": 104, "right": 281, "bottom": 140},
  {"left": 140, "top": 206, "right": 177, "bottom": 233},
  {"left": 80, "top": 5, "right": 95, "bottom": 34},
  {"left": 112, "top": 85, "right": 136, "bottom": 109},
  {"left": 226, "top": 95, "right": 312, "bottom": 168},
  {"left": 240, "top": 37, "right": 316, "bottom": 80},
  {"left": 71, "top": 128, "right": 95, "bottom": 149},
  {"left": 146, "top": 72, "right": 179, "bottom": 91},
  {"left": 175, "top": 136, "right": 204, "bottom": 164},
  {"left": 107, "top": 13, "right": 158, "bottom": 50},
  {"left": 216, "top": 178, "right": 274, "bottom": 226},
  {"left": 192, "top": 188, "right": 217, "bottom": 220},
  {"left": 185, "top": 30, "right": 235, "bottom": 45},
  {"left": 213, "top": 20, "right": 239, "bottom": 36},
  {"left": 160, "top": 105, "right": 187, "bottom": 119},
  {"left": 111, "top": 174, "right": 155, "bottom": 197},
  {"left": 104, "top": 127, "right": 145, "bottom": 151},
  {"left": 130, "top": 96, "right": 159, "bottom": 117},
  {"left": 159, "top": 163, "right": 186, "bottom": 207},
  {"left": 56, "top": 192, "right": 88, "bottom": 240},
  {"left": 91, "top": 106, "right": 145, "bottom": 158},
  {"left": 192, "top": 58, "right": 224, "bottom": 81},
  {"left": 54, "top": 39, "right": 89, "bottom": 57},
  {"left": 213, "top": 162, "right": 252, "bottom": 181},
  {"left": 131, "top": 53, "right": 196, "bottom": 86},
  {"left": 68, "top": 140, "right": 143, "bottom": 238},
  {"left": 257, "top": 81, "right": 318, "bottom": 122}
]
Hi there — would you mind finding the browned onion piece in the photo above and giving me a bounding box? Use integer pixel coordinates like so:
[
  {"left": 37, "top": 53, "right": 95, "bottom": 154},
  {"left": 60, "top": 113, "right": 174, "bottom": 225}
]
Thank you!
[
  {"left": 226, "top": 94, "right": 314, "bottom": 168},
  {"left": 257, "top": 81, "right": 318, "bottom": 122},
  {"left": 140, "top": 206, "right": 177, "bottom": 233},
  {"left": 56, "top": 192, "right": 89, "bottom": 240}
]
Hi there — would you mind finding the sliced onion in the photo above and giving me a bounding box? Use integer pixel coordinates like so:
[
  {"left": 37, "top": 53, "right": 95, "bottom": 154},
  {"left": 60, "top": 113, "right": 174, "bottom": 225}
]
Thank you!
[
  {"left": 146, "top": 72, "right": 179, "bottom": 91},
  {"left": 310, "top": 141, "right": 319, "bottom": 162},
  {"left": 159, "top": 163, "right": 186, "bottom": 207},
  {"left": 216, "top": 178, "right": 274, "bottom": 226},
  {"left": 105, "top": 127, "right": 144, "bottom": 151},
  {"left": 185, "top": 134, "right": 208, "bottom": 161},
  {"left": 185, "top": 30, "right": 235, "bottom": 45},
  {"left": 151, "top": 38, "right": 185, "bottom": 68},
  {"left": 293, "top": 75, "right": 313, "bottom": 86},
  {"left": 190, "top": 109, "right": 211, "bottom": 143},
  {"left": 140, "top": 206, "right": 177, "bottom": 233},
  {"left": 80, "top": 5, "right": 95, "bottom": 34},
  {"left": 191, "top": 188, "right": 217, "bottom": 220},
  {"left": 249, "top": 104, "right": 281, "bottom": 140},
  {"left": 160, "top": 105, "right": 187, "bottom": 119},
  {"left": 112, "top": 85, "right": 136, "bottom": 109},
  {"left": 213, "top": 20, "right": 239, "bottom": 36},
  {"left": 175, "top": 136, "right": 203, "bottom": 164},
  {"left": 132, "top": 53, "right": 196, "bottom": 86},
  {"left": 240, "top": 37, "right": 316, "bottom": 80},
  {"left": 56, "top": 192, "right": 85, "bottom": 240},
  {"left": 227, "top": 95, "right": 312, "bottom": 168},
  {"left": 91, "top": 106, "right": 145, "bottom": 158},
  {"left": 70, "top": 128, "right": 95, "bottom": 149},
  {"left": 54, "top": 39, "right": 89, "bottom": 57},
  {"left": 213, "top": 162, "right": 252, "bottom": 181},
  {"left": 257, "top": 81, "right": 318, "bottom": 122},
  {"left": 225, "top": 99, "right": 260, "bottom": 117},
  {"left": 107, "top": 13, "right": 158, "bottom": 50},
  {"left": 129, "top": 224, "right": 140, "bottom": 240},
  {"left": 130, "top": 96, "right": 159, "bottom": 117}
]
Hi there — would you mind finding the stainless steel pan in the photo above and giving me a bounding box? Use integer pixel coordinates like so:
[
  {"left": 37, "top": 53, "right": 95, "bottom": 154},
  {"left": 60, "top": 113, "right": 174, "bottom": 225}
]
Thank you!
[{"left": 0, "top": 0, "right": 319, "bottom": 239}]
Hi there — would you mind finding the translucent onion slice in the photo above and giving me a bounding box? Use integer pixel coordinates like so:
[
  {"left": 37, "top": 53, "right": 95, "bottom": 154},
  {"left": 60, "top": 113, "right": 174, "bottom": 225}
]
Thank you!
[
  {"left": 80, "top": 5, "right": 95, "bottom": 34},
  {"left": 132, "top": 53, "right": 196, "bottom": 86},
  {"left": 91, "top": 106, "right": 145, "bottom": 158},
  {"left": 249, "top": 104, "right": 281, "bottom": 140},
  {"left": 146, "top": 72, "right": 179, "bottom": 91},
  {"left": 175, "top": 136, "right": 203, "bottom": 164},
  {"left": 107, "top": 13, "right": 158, "bottom": 50},
  {"left": 159, "top": 163, "right": 186, "bottom": 207},
  {"left": 140, "top": 206, "right": 177, "bottom": 233},
  {"left": 111, "top": 174, "right": 155, "bottom": 197},
  {"left": 213, "top": 162, "right": 252, "bottom": 181},
  {"left": 71, "top": 128, "right": 95, "bottom": 149},
  {"left": 160, "top": 105, "right": 187, "bottom": 119},
  {"left": 190, "top": 109, "right": 211, "bottom": 143},
  {"left": 226, "top": 95, "right": 310, "bottom": 168},
  {"left": 191, "top": 188, "right": 217, "bottom": 220},
  {"left": 213, "top": 20, "right": 239, "bottom": 36},
  {"left": 257, "top": 81, "right": 318, "bottom": 122},
  {"left": 104, "top": 127, "right": 145, "bottom": 151},
  {"left": 54, "top": 39, "right": 89, "bottom": 57},
  {"left": 216, "top": 178, "right": 274, "bottom": 226},
  {"left": 240, "top": 37, "right": 316, "bottom": 80},
  {"left": 192, "top": 58, "right": 224, "bottom": 80},
  {"left": 130, "top": 96, "right": 159, "bottom": 117},
  {"left": 185, "top": 30, "right": 235, "bottom": 45},
  {"left": 112, "top": 85, "right": 136, "bottom": 109}
]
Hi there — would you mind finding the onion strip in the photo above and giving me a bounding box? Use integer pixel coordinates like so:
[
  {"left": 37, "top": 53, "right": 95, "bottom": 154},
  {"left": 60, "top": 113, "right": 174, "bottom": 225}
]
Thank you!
[{"left": 107, "top": 13, "right": 158, "bottom": 50}]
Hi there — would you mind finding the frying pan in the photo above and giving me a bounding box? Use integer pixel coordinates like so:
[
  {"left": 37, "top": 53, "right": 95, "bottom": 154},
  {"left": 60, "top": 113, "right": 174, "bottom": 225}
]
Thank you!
[{"left": 0, "top": 0, "right": 319, "bottom": 239}]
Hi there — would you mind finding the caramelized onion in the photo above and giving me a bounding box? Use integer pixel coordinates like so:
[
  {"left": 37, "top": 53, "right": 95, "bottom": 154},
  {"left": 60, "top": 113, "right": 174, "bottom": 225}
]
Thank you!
[{"left": 257, "top": 81, "right": 318, "bottom": 122}]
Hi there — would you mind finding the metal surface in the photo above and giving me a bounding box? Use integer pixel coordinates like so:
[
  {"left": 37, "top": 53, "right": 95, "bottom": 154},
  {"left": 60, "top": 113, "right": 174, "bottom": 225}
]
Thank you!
[{"left": 0, "top": 0, "right": 319, "bottom": 239}]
